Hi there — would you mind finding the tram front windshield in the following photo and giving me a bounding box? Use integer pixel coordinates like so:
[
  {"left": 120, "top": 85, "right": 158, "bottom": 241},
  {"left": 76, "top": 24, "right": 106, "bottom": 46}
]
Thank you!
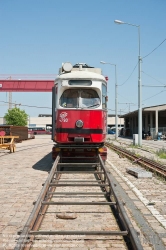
[{"left": 60, "top": 89, "right": 100, "bottom": 108}]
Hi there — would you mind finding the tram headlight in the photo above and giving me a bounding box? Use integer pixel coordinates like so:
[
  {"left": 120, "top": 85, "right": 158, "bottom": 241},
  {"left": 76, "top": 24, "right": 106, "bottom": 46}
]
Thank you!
[
  {"left": 76, "top": 120, "right": 84, "bottom": 128},
  {"left": 62, "top": 62, "right": 73, "bottom": 72}
]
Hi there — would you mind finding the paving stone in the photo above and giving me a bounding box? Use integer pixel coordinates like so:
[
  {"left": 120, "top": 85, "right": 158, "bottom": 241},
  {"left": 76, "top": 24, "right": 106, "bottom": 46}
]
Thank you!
[
  {"left": 126, "top": 167, "right": 153, "bottom": 178},
  {"left": 106, "top": 137, "right": 166, "bottom": 249},
  {"left": 0, "top": 135, "right": 159, "bottom": 249},
  {"left": 0, "top": 135, "right": 54, "bottom": 247}
]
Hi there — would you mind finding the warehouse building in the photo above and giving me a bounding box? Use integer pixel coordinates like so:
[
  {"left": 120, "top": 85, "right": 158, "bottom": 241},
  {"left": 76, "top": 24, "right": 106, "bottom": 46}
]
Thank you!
[{"left": 121, "top": 104, "right": 166, "bottom": 139}]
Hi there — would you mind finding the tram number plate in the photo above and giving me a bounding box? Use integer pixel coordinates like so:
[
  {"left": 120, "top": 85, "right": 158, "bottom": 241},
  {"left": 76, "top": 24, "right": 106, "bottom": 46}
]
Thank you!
[{"left": 75, "top": 149, "right": 84, "bottom": 152}]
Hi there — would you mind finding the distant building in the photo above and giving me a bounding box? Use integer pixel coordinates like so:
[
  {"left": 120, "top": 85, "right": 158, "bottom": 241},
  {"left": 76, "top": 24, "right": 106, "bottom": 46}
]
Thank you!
[
  {"left": 1, "top": 113, "right": 124, "bottom": 129},
  {"left": 121, "top": 104, "right": 166, "bottom": 139},
  {"left": 0, "top": 117, "right": 5, "bottom": 125},
  {"left": 38, "top": 114, "right": 52, "bottom": 117},
  {"left": 107, "top": 114, "right": 124, "bottom": 128},
  {"left": 28, "top": 116, "right": 52, "bottom": 129}
]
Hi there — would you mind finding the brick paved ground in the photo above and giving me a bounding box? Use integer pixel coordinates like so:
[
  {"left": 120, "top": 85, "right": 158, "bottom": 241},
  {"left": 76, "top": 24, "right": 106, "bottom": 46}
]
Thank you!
[
  {"left": 31, "top": 173, "right": 127, "bottom": 249},
  {"left": 1, "top": 134, "right": 165, "bottom": 249},
  {"left": 0, "top": 135, "right": 54, "bottom": 249},
  {"left": 106, "top": 144, "right": 166, "bottom": 250}
]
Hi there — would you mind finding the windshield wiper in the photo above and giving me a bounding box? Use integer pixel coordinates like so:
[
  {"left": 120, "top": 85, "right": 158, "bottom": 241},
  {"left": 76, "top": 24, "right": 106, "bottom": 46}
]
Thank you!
[
  {"left": 79, "top": 104, "right": 99, "bottom": 109},
  {"left": 87, "top": 104, "right": 99, "bottom": 108}
]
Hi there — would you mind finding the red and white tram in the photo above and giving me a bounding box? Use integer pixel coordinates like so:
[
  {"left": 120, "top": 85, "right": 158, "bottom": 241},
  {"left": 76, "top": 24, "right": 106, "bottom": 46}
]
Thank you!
[{"left": 52, "top": 62, "right": 107, "bottom": 162}]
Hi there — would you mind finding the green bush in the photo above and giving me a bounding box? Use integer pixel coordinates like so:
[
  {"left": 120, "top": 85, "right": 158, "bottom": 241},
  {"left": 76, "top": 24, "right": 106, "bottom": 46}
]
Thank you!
[{"left": 4, "top": 107, "right": 28, "bottom": 126}]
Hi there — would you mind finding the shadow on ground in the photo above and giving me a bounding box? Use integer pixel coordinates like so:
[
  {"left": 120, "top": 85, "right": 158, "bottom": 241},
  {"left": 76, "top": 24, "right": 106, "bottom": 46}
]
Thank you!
[{"left": 32, "top": 152, "right": 54, "bottom": 172}]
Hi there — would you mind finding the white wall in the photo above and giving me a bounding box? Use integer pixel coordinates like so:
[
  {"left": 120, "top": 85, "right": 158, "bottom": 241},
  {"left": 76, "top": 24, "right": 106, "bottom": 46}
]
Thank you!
[
  {"left": 0, "top": 117, "right": 5, "bottom": 124},
  {"left": 107, "top": 116, "right": 124, "bottom": 127},
  {"left": 28, "top": 117, "right": 52, "bottom": 128}
]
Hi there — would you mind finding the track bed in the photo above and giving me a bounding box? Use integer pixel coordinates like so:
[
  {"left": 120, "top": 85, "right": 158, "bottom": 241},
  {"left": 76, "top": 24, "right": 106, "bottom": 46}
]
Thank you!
[{"left": 15, "top": 156, "right": 143, "bottom": 250}]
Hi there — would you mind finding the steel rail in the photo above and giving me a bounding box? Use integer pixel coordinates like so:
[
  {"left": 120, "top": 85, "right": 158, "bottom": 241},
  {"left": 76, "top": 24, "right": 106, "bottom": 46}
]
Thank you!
[
  {"left": 15, "top": 153, "right": 143, "bottom": 250},
  {"left": 14, "top": 155, "right": 60, "bottom": 250},
  {"left": 42, "top": 201, "right": 116, "bottom": 205},
  {"left": 98, "top": 155, "right": 143, "bottom": 250},
  {"left": 29, "top": 230, "right": 128, "bottom": 235},
  {"left": 49, "top": 183, "right": 109, "bottom": 186},
  {"left": 47, "top": 192, "right": 107, "bottom": 195},
  {"left": 105, "top": 142, "right": 166, "bottom": 178}
]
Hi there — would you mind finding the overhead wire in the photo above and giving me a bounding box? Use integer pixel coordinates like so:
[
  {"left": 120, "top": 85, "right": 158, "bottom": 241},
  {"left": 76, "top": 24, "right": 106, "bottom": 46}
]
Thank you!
[
  {"left": 117, "top": 93, "right": 136, "bottom": 105},
  {"left": 142, "top": 70, "right": 166, "bottom": 102},
  {"left": 142, "top": 71, "right": 166, "bottom": 86},
  {"left": 107, "top": 108, "right": 127, "bottom": 114},
  {"left": 143, "top": 89, "right": 166, "bottom": 102},
  {"left": 1, "top": 39, "right": 165, "bottom": 114},
  {"left": 117, "top": 38, "right": 166, "bottom": 87},
  {"left": 119, "top": 62, "right": 138, "bottom": 86},
  {"left": 0, "top": 101, "right": 51, "bottom": 109},
  {"left": 142, "top": 38, "right": 166, "bottom": 59},
  {"left": 107, "top": 38, "right": 166, "bottom": 114}
]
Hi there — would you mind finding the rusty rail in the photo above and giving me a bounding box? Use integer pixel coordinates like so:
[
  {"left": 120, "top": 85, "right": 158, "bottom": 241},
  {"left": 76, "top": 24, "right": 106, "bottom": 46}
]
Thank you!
[
  {"left": 15, "top": 154, "right": 143, "bottom": 250},
  {"left": 105, "top": 142, "right": 166, "bottom": 178}
]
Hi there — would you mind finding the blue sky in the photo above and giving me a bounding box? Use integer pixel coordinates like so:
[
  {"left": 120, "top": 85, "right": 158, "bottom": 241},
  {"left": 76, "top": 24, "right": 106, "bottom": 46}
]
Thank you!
[{"left": 0, "top": 0, "right": 166, "bottom": 117}]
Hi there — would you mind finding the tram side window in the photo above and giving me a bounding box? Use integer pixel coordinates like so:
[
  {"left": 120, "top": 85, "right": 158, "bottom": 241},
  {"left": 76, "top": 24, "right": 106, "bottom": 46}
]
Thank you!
[
  {"left": 102, "top": 84, "right": 107, "bottom": 109},
  {"left": 60, "top": 89, "right": 78, "bottom": 108}
]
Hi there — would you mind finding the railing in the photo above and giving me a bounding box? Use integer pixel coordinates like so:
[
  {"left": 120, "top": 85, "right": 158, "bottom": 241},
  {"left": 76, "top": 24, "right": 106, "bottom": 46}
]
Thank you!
[{"left": 150, "top": 127, "right": 166, "bottom": 140}]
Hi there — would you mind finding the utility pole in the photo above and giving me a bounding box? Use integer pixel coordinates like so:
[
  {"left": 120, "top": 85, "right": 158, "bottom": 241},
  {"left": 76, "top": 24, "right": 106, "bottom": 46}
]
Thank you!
[
  {"left": 114, "top": 19, "right": 142, "bottom": 146},
  {"left": 8, "top": 76, "right": 12, "bottom": 110},
  {"left": 100, "top": 61, "right": 118, "bottom": 139},
  {"left": 9, "top": 92, "right": 12, "bottom": 110}
]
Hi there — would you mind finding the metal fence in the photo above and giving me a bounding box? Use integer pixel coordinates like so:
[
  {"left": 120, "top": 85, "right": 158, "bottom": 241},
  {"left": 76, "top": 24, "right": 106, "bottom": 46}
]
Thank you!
[{"left": 150, "top": 127, "right": 166, "bottom": 139}]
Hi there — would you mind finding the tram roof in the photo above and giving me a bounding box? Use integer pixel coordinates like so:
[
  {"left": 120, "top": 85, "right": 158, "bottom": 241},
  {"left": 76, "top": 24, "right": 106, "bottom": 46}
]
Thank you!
[{"left": 55, "top": 70, "right": 106, "bottom": 82}]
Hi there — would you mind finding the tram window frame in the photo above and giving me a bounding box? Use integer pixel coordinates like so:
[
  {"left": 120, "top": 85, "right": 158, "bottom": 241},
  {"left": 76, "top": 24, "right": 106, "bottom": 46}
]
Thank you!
[
  {"left": 68, "top": 80, "right": 92, "bottom": 86},
  {"left": 102, "top": 83, "right": 107, "bottom": 109},
  {"left": 59, "top": 89, "right": 100, "bottom": 109},
  {"left": 60, "top": 89, "right": 78, "bottom": 108}
]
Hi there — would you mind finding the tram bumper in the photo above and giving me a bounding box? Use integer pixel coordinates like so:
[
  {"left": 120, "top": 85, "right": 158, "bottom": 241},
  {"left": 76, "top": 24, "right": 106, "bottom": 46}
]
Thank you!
[{"left": 52, "top": 145, "right": 107, "bottom": 163}]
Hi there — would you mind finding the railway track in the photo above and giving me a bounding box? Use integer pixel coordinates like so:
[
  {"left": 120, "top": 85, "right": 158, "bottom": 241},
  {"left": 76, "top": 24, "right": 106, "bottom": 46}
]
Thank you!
[
  {"left": 15, "top": 155, "right": 143, "bottom": 250},
  {"left": 105, "top": 142, "right": 166, "bottom": 178},
  {"left": 112, "top": 136, "right": 166, "bottom": 151}
]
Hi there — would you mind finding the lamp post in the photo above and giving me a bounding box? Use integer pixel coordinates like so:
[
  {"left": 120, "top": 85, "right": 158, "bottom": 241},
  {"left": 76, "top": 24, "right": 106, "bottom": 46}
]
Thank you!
[
  {"left": 100, "top": 61, "right": 118, "bottom": 140},
  {"left": 114, "top": 19, "right": 142, "bottom": 146}
]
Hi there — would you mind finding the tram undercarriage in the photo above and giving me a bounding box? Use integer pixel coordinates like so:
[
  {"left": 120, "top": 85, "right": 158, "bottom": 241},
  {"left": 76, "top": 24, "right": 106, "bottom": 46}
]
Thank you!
[{"left": 52, "top": 143, "right": 107, "bottom": 163}]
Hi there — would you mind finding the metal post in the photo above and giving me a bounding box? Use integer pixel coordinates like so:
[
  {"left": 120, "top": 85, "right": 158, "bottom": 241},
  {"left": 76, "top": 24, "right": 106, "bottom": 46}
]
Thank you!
[
  {"left": 115, "top": 65, "right": 118, "bottom": 139},
  {"left": 138, "top": 26, "right": 142, "bottom": 146},
  {"left": 100, "top": 61, "right": 118, "bottom": 140},
  {"left": 120, "top": 109, "right": 121, "bottom": 129},
  {"left": 7, "top": 76, "right": 12, "bottom": 110},
  {"left": 9, "top": 92, "right": 12, "bottom": 110},
  {"left": 114, "top": 20, "right": 142, "bottom": 146}
]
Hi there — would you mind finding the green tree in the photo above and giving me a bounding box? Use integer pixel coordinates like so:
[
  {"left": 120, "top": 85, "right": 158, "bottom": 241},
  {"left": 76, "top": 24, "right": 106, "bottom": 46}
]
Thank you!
[{"left": 4, "top": 107, "right": 28, "bottom": 126}]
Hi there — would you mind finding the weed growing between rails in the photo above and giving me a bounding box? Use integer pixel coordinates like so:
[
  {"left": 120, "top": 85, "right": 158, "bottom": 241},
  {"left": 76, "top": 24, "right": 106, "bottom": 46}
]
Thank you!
[
  {"left": 128, "top": 143, "right": 142, "bottom": 149},
  {"left": 156, "top": 147, "right": 166, "bottom": 159},
  {"left": 106, "top": 137, "right": 116, "bottom": 143}
]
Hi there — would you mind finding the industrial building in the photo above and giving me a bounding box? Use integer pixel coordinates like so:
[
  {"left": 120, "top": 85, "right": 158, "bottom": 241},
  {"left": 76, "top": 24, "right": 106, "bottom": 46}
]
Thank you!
[{"left": 121, "top": 104, "right": 166, "bottom": 139}]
